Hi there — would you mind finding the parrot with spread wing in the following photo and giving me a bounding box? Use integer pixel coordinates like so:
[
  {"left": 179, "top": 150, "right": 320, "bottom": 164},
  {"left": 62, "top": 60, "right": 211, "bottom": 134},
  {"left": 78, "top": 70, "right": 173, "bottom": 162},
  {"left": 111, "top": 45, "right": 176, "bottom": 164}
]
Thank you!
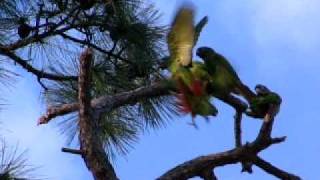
[
  {"left": 196, "top": 47, "right": 256, "bottom": 103},
  {"left": 167, "top": 5, "right": 217, "bottom": 125},
  {"left": 167, "top": 4, "right": 195, "bottom": 72}
]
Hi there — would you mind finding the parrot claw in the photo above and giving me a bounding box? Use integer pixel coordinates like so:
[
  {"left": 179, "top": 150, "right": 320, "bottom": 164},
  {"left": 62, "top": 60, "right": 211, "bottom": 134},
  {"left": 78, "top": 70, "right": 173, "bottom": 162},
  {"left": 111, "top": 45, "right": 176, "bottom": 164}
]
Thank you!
[
  {"left": 187, "top": 122, "right": 199, "bottom": 129},
  {"left": 187, "top": 117, "right": 199, "bottom": 129},
  {"left": 245, "top": 108, "right": 253, "bottom": 114},
  {"left": 204, "top": 116, "right": 210, "bottom": 123}
]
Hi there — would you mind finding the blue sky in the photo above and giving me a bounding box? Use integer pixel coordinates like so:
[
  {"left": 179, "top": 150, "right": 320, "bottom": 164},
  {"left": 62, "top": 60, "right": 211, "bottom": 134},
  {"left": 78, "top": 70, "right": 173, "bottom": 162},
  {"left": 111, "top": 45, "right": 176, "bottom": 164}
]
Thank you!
[{"left": 1, "top": 0, "right": 320, "bottom": 179}]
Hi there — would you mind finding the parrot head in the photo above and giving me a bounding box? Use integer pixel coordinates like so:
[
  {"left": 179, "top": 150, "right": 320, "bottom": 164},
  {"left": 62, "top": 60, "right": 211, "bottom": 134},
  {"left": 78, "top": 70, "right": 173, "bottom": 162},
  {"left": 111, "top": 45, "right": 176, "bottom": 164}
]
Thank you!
[
  {"left": 255, "top": 84, "right": 271, "bottom": 96},
  {"left": 196, "top": 46, "right": 216, "bottom": 59}
]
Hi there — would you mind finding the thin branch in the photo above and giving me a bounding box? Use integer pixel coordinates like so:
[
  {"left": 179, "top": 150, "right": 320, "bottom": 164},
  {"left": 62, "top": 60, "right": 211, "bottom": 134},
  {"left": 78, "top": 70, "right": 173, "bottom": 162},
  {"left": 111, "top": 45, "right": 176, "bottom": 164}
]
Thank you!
[
  {"left": 252, "top": 156, "right": 301, "bottom": 180},
  {"left": 158, "top": 108, "right": 299, "bottom": 180},
  {"left": 255, "top": 104, "right": 280, "bottom": 143},
  {"left": 58, "top": 33, "right": 127, "bottom": 62},
  {"left": 4, "top": 6, "right": 81, "bottom": 51},
  {"left": 0, "top": 47, "right": 77, "bottom": 81},
  {"left": 77, "top": 48, "right": 118, "bottom": 180},
  {"left": 61, "top": 147, "right": 83, "bottom": 155},
  {"left": 234, "top": 111, "right": 242, "bottom": 148},
  {"left": 200, "top": 169, "right": 217, "bottom": 180},
  {"left": 234, "top": 110, "right": 252, "bottom": 173}
]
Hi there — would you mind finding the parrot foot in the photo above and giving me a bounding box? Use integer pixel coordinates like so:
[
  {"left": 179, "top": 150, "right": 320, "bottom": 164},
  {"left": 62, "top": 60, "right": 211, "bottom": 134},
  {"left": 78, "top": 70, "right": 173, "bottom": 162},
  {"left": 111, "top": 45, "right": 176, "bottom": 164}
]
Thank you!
[
  {"left": 187, "top": 117, "right": 199, "bottom": 129},
  {"left": 245, "top": 108, "right": 265, "bottom": 119},
  {"left": 187, "top": 122, "right": 199, "bottom": 129},
  {"left": 204, "top": 116, "right": 210, "bottom": 123},
  {"left": 245, "top": 108, "right": 253, "bottom": 115}
]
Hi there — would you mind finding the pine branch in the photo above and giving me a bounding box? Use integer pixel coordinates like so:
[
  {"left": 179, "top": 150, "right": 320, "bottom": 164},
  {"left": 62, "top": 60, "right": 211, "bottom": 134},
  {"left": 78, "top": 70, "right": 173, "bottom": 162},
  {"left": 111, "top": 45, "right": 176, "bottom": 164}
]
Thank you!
[
  {"left": 58, "top": 32, "right": 127, "bottom": 62},
  {"left": 38, "top": 81, "right": 172, "bottom": 124},
  {"left": 0, "top": 47, "right": 77, "bottom": 81},
  {"left": 4, "top": 7, "right": 80, "bottom": 50},
  {"left": 38, "top": 82, "right": 250, "bottom": 125},
  {"left": 78, "top": 48, "right": 118, "bottom": 180}
]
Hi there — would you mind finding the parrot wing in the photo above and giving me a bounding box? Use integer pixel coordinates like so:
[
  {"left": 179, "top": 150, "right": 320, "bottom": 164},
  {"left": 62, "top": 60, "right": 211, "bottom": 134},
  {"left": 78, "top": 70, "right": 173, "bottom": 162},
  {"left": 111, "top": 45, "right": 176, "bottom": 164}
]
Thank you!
[
  {"left": 167, "top": 4, "right": 195, "bottom": 68},
  {"left": 194, "top": 16, "right": 208, "bottom": 46}
]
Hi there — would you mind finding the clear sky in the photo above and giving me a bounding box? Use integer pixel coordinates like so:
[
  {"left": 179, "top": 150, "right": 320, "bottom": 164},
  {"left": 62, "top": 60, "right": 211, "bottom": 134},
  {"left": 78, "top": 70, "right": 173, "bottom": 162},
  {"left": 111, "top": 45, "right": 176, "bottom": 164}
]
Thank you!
[{"left": 1, "top": 0, "right": 320, "bottom": 179}]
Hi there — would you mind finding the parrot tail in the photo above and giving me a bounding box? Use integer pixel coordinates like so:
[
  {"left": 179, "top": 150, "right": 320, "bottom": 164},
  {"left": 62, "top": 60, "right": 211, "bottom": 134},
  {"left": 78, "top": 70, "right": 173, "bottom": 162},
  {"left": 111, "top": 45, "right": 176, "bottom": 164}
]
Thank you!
[
  {"left": 175, "top": 78, "right": 209, "bottom": 118},
  {"left": 176, "top": 79, "right": 193, "bottom": 115},
  {"left": 190, "top": 79, "right": 205, "bottom": 96},
  {"left": 176, "top": 93, "right": 193, "bottom": 114},
  {"left": 234, "top": 82, "right": 256, "bottom": 103}
]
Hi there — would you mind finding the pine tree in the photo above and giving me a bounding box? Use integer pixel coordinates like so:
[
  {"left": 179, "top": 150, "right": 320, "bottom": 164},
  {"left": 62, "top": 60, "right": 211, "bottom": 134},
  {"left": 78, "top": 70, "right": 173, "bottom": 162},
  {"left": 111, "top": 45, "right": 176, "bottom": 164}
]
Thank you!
[{"left": 0, "top": 1, "right": 301, "bottom": 180}]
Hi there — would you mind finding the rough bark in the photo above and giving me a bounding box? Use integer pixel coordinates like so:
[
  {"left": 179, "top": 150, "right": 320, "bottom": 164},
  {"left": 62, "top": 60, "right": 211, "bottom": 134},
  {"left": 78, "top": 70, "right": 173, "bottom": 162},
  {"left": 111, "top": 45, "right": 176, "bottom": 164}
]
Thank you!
[
  {"left": 78, "top": 48, "right": 118, "bottom": 180},
  {"left": 38, "top": 85, "right": 248, "bottom": 124}
]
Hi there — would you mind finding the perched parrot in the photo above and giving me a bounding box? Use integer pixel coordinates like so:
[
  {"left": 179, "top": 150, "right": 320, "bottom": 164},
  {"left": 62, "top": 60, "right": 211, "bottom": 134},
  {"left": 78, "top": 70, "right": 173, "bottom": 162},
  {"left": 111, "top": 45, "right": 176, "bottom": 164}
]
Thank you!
[
  {"left": 166, "top": 5, "right": 217, "bottom": 125},
  {"left": 246, "top": 84, "right": 282, "bottom": 119},
  {"left": 196, "top": 47, "right": 256, "bottom": 103}
]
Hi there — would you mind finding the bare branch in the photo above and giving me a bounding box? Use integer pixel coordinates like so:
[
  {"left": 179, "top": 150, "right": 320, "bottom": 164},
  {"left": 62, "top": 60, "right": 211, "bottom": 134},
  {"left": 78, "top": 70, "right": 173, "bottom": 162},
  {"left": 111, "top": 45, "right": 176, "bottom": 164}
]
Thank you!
[
  {"left": 157, "top": 106, "right": 299, "bottom": 180},
  {"left": 61, "top": 147, "right": 83, "bottom": 155},
  {"left": 200, "top": 169, "right": 217, "bottom": 180},
  {"left": 234, "top": 110, "right": 252, "bottom": 173},
  {"left": 255, "top": 104, "right": 281, "bottom": 143},
  {"left": 156, "top": 135, "right": 289, "bottom": 180},
  {"left": 234, "top": 111, "right": 242, "bottom": 148},
  {"left": 252, "top": 156, "right": 301, "bottom": 180}
]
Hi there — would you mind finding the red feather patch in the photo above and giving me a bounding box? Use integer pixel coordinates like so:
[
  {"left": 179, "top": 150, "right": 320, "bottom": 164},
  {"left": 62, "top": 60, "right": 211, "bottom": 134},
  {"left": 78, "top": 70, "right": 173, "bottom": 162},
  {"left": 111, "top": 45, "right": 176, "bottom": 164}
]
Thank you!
[
  {"left": 176, "top": 79, "right": 193, "bottom": 114},
  {"left": 190, "top": 79, "right": 204, "bottom": 96},
  {"left": 176, "top": 93, "right": 192, "bottom": 114},
  {"left": 175, "top": 79, "right": 200, "bottom": 117}
]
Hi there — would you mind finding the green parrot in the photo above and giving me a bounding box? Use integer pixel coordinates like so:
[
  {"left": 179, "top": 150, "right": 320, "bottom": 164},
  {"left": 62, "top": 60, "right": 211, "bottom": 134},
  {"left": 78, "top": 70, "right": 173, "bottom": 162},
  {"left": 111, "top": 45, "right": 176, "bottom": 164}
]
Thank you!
[
  {"left": 167, "top": 5, "right": 217, "bottom": 124},
  {"left": 175, "top": 62, "right": 218, "bottom": 127},
  {"left": 246, "top": 84, "right": 282, "bottom": 119},
  {"left": 196, "top": 47, "right": 256, "bottom": 103}
]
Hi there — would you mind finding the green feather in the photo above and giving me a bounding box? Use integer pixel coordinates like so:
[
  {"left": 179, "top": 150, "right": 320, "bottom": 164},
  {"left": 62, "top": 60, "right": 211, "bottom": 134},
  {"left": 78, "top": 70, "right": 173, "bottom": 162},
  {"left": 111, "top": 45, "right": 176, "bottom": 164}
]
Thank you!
[
  {"left": 167, "top": 5, "right": 195, "bottom": 68},
  {"left": 196, "top": 47, "right": 241, "bottom": 98},
  {"left": 194, "top": 16, "right": 208, "bottom": 45}
]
